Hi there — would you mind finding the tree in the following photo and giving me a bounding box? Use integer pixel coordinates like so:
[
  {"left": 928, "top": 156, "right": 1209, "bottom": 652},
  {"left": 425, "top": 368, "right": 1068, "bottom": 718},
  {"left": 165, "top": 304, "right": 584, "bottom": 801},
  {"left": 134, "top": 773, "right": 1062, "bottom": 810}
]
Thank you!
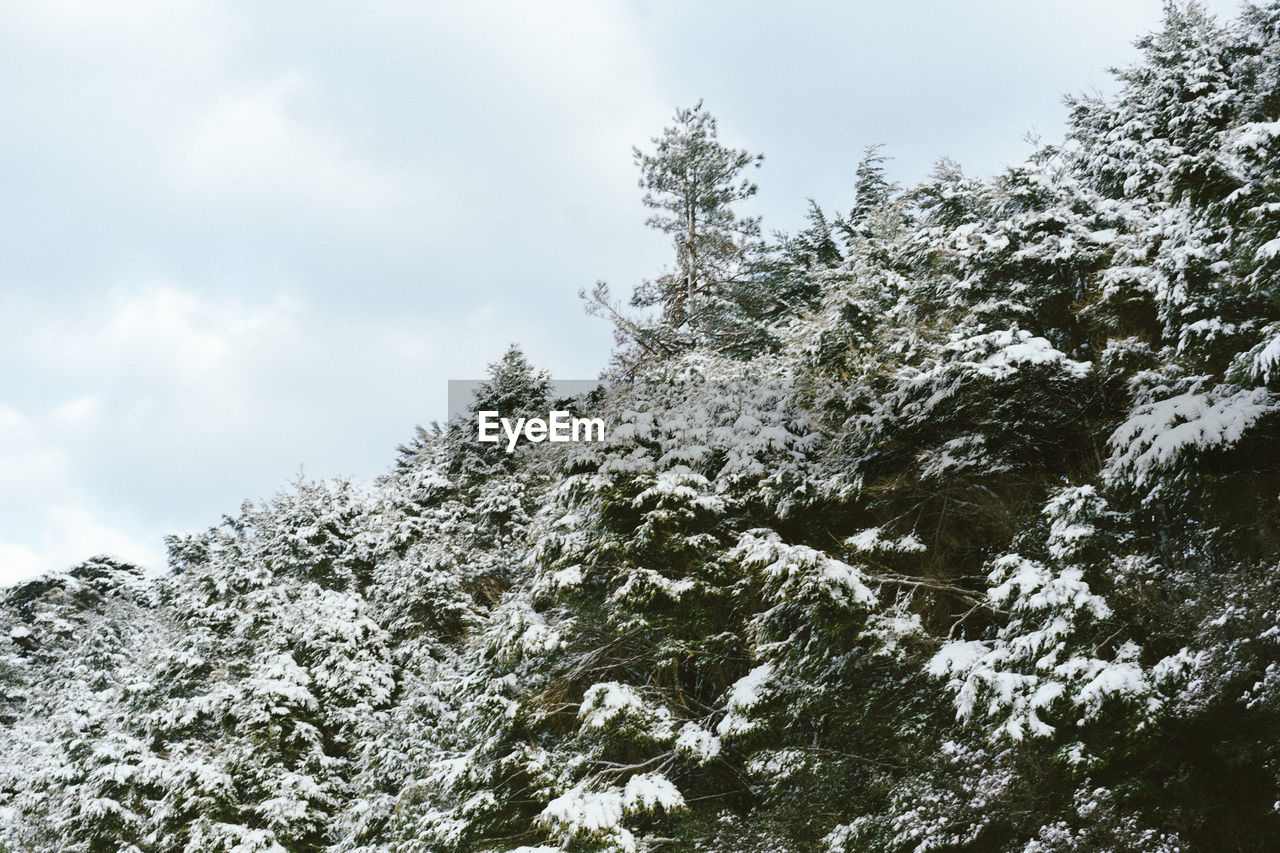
[
  {"left": 632, "top": 101, "right": 763, "bottom": 336},
  {"left": 841, "top": 144, "right": 898, "bottom": 240}
]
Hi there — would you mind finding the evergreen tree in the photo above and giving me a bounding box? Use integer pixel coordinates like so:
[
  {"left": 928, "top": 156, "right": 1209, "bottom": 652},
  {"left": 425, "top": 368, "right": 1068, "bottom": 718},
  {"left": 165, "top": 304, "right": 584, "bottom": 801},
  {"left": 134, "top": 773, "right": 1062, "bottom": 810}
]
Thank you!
[
  {"left": 633, "top": 100, "right": 762, "bottom": 324},
  {"left": 589, "top": 101, "right": 764, "bottom": 364}
]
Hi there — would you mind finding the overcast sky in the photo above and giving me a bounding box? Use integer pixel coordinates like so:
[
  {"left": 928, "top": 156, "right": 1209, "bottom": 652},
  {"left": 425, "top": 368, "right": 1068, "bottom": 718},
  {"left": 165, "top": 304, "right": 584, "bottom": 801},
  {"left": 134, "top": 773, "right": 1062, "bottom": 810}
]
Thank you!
[{"left": 0, "top": 0, "right": 1245, "bottom": 585}]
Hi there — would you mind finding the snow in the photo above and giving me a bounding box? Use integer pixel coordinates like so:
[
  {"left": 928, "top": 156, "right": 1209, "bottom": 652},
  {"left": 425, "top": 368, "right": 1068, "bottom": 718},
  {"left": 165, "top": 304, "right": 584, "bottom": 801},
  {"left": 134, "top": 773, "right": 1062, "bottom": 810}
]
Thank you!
[
  {"left": 631, "top": 466, "right": 726, "bottom": 514},
  {"left": 608, "top": 567, "right": 696, "bottom": 605},
  {"left": 746, "top": 748, "right": 807, "bottom": 780},
  {"left": 733, "top": 530, "right": 877, "bottom": 608},
  {"left": 549, "top": 564, "right": 583, "bottom": 589},
  {"left": 1246, "top": 330, "right": 1280, "bottom": 383},
  {"left": 9, "top": 14, "right": 1280, "bottom": 847},
  {"left": 845, "top": 527, "right": 927, "bottom": 554},
  {"left": 246, "top": 653, "right": 318, "bottom": 715},
  {"left": 535, "top": 776, "right": 676, "bottom": 851},
  {"left": 1231, "top": 120, "right": 1280, "bottom": 151},
  {"left": 188, "top": 823, "right": 288, "bottom": 853},
  {"left": 971, "top": 332, "right": 1091, "bottom": 380},
  {"left": 929, "top": 544, "right": 1155, "bottom": 741},
  {"left": 579, "top": 682, "right": 675, "bottom": 738},
  {"left": 987, "top": 556, "right": 1110, "bottom": 620},
  {"left": 498, "top": 601, "right": 563, "bottom": 655},
  {"left": 929, "top": 641, "right": 990, "bottom": 680},
  {"left": 1106, "top": 386, "right": 1275, "bottom": 487},
  {"left": 553, "top": 512, "right": 582, "bottom": 529},
  {"left": 717, "top": 663, "right": 774, "bottom": 736},
  {"left": 674, "top": 722, "right": 721, "bottom": 762},
  {"left": 903, "top": 329, "right": 1092, "bottom": 395},
  {"left": 1044, "top": 485, "right": 1108, "bottom": 562},
  {"left": 622, "top": 772, "right": 685, "bottom": 812},
  {"left": 580, "top": 682, "right": 647, "bottom": 728},
  {"left": 539, "top": 785, "right": 624, "bottom": 834},
  {"left": 916, "top": 434, "right": 1010, "bottom": 483},
  {"left": 822, "top": 559, "right": 875, "bottom": 600},
  {"left": 863, "top": 611, "right": 925, "bottom": 658},
  {"left": 1067, "top": 643, "right": 1153, "bottom": 718}
]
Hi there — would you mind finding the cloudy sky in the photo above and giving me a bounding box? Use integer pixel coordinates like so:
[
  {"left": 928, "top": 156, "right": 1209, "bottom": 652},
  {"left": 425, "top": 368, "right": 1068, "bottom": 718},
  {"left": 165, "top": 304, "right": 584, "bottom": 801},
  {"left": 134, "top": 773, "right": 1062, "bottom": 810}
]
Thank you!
[{"left": 0, "top": 0, "right": 1244, "bottom": 585}]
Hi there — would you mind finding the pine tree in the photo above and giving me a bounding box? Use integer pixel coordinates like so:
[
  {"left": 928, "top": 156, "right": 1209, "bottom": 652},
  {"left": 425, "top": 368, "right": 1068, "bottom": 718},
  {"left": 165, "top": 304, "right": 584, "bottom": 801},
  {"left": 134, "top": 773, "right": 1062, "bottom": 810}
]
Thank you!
[{"left": 628, "top": 101, "right": 763, "bottom": 347}]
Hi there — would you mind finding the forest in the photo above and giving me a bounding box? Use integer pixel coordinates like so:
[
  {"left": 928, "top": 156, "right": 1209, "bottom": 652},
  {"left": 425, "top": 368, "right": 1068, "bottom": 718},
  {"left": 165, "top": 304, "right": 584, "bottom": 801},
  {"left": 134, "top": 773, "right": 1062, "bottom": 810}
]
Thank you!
[{"left": 3, "top": 3, "right": 1280, "bottom": 851}]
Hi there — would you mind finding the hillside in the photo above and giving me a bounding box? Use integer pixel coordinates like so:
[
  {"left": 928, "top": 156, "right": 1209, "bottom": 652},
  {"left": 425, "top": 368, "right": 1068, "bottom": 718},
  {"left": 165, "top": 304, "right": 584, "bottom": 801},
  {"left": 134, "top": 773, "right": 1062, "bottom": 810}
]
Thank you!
[{"left": 3, "top": 4, "right": 1280, "bottom": 851}]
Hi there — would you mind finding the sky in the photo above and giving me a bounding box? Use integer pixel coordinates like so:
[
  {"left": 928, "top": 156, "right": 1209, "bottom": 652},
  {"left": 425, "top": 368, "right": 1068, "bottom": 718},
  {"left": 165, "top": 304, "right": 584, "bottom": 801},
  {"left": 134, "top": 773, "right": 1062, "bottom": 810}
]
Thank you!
[{"left": 0, "top": 0, "right": 1246, "bottom": 586}]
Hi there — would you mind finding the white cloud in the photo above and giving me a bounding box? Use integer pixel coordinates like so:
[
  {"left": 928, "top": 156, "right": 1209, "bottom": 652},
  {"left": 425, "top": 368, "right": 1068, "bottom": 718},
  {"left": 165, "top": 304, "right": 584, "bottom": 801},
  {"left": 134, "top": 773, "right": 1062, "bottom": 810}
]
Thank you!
[
  {"left": 0, "top": 406, "right": 71, "bottom": 498},
  {"left": 0, "top": 394, "right": 163, "bottom": 586},
  {"left": 0, "top": 543, "right": 46, "bottom": 588},
  {"left": 0, "top": 281, "right": 526, "bottom": 586},
  {"left": 0, "top": 406, "right": 24, "bottom": 431},
  {"left": 173, "top": 70, "right": 454, "bottom": 242},
  {"left": 0, "top": 504, "right": 164, "bottom": 588},
  {"left": 50, "top": 396, "right": 102, "bottom": 426}
]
